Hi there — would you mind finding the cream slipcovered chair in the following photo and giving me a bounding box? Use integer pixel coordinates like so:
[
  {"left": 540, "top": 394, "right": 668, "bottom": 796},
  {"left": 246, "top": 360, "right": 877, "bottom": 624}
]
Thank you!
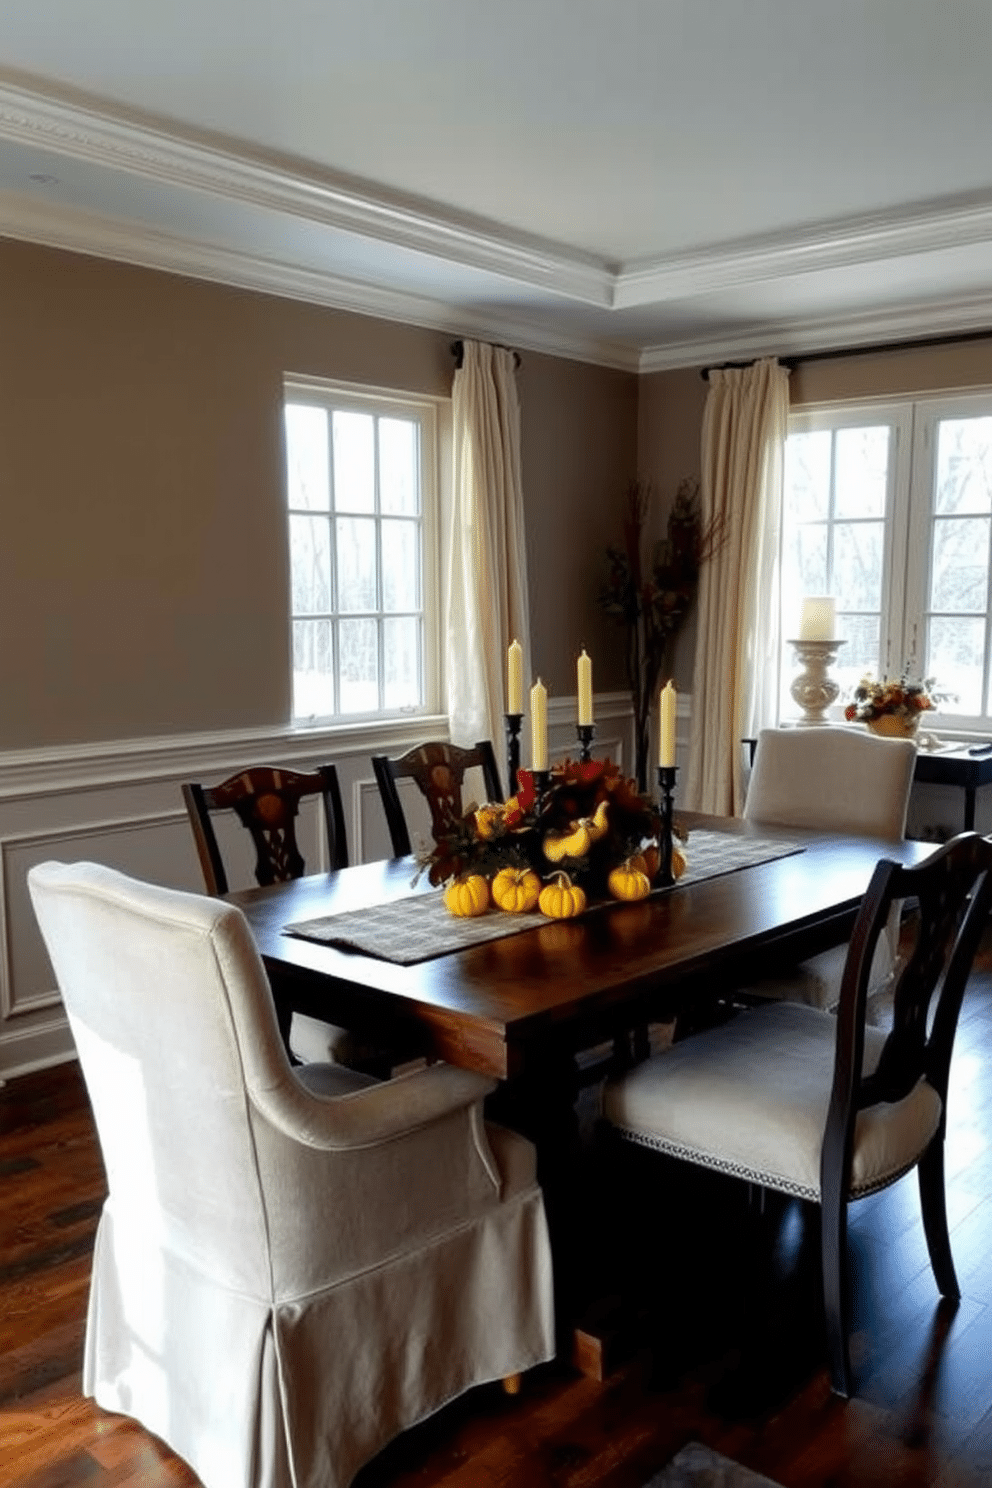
[
  {"left": 741, "top": 726, "right": 917, "bottom": 1015},
  {"left": 604, "top": 832, "right": 992, "bottom": 1396},
  {"left": 28, "top": 861, "right": 555, "bottom": 1488}
]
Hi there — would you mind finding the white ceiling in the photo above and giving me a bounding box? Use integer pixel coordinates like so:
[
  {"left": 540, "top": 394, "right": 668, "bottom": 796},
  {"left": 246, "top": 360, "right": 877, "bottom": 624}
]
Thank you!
[{"left": 3, "top": 0, "right": 992, "bottom": 370}]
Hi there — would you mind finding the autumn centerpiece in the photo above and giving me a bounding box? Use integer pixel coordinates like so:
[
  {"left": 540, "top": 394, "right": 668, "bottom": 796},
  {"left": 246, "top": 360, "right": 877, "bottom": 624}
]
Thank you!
[
  {"left": 421, "top": 758, "right": 685, "bottom": 919},
  {"left": 844, "top": 674, "right": 941, "bottom": 737}
]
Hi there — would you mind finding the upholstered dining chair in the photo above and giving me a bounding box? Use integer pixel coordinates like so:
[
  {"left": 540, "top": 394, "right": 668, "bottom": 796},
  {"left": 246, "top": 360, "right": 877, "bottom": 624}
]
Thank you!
[
  {"left": 182, "top": 763, "right": 359, "bottom": 1067},
  {"left": 741, "top": 726, "right": 917, "bottom": 1015},
  {"left": 372, "top": 739, "right": 504, "bottom": 857},
  {"left": 28, "top": 861, "right": 556, "bottom": 1488},
  {"left": 604, "top": 831, "right": 992, "bottom": 1397}
]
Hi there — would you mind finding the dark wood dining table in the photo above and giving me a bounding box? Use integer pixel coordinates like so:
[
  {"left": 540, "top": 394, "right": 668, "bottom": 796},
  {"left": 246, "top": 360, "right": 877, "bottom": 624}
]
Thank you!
[
  {"left": 229, "top": 813, "right": 933, "bottom": 1128},
  {"left": 229, "top": 813, "right": 934, "bottom": 1371}
]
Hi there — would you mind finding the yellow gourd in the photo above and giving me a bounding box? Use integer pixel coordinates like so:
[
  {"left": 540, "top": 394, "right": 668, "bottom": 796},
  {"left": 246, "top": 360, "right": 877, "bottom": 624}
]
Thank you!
[
  {"left": 443, "top": 874, "right": 490, "bottom": 917},
  {"left": 543, "top": 820, "right": 592, "bottom": 863},
  {"left": 474, "top": 803, "right": 502, "bottom": 839},
  {"left": 607, "top": 861, "right": 652, "bottom": 902},
  {"left": 542, "top": 798, "right": 610, "bottom": 864},
  {"left": 672, "top": 846, "right": 687, "bottom": 880},
  {"left": 538, "top": 872, "right": 587, "bottom": 919},
  {"left": 587, "top": 799, "right": 610, "bottom": 841},
  {"left": 491, "top": 866, "right": 542, "bottom": 913}
]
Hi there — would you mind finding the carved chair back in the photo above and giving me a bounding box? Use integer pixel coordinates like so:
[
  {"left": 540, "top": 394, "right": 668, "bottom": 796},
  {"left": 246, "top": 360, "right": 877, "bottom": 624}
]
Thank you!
[
  {"left": 182, "top": 764, "right": 347, "bottom": 896},
  {"left": 371, "top": 741, "right": 503, "bottom": 857},
  {"left": 830, "top": 830, "right": 992, "bottom": 1140}
]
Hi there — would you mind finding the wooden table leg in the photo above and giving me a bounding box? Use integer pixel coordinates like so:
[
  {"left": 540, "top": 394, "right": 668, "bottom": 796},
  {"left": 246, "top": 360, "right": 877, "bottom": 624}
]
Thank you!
[{"left": 486, "top": 1043, "right": 640, "bottom": 1378}]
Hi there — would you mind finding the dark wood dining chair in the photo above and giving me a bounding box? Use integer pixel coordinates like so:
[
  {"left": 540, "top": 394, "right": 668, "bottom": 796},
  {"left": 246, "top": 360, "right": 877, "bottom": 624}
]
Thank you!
[
  {"left": 182, "top": 763, "right": 348, "bottom": 895},
  {"left": 182, "top": 763, "right": 366, "bottom": 1069},
  {"left": 604, "top": 830, "right": 992, "bottom": 1397},
  {"left": 371, "top": 741, "right": 503, "bottom": 856}
]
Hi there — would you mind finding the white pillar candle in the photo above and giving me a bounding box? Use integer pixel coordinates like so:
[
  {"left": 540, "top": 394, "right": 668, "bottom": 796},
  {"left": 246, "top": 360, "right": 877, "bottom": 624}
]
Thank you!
[
  {"left": 577, "top": 649, "right": 593, "bottom": 726},
  {"left": 507, "top": 639, "right": 523, "bottom": 715},
  {"left": 798, "top": 596, "right": 837, "bottom": 642},
  {"left": 531, "top": 679, "right": 548, "bottom": 770},
  {"left": 659, "top": 680, "right": 677, "bottom": 767}
]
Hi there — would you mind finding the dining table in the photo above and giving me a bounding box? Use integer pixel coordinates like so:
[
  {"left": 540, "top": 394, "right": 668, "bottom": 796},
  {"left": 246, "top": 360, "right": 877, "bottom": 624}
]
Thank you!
[
  {"left": 229, "top": 813, "right": 932, "bottom": 1088},
  {"left": 229, "top": 812, "right": 935, "bottom": 1372}
]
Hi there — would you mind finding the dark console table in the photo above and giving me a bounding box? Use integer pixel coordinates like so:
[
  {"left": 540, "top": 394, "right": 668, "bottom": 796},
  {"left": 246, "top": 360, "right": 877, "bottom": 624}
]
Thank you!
[{"left": 912, "top": 745, "right": 992, "bottom": 832}]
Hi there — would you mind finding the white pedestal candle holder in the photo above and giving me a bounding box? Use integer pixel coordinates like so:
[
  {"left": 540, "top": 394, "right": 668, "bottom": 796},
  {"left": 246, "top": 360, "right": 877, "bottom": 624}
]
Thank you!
[{"left": 789, "top": 638, "right": 847, "bottom": 727}]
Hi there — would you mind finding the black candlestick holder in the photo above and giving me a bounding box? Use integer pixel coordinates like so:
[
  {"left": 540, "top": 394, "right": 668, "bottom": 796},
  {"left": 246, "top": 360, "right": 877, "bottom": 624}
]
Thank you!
[
  {"left": 576, "top": 723, "right": 595, "bottom": 761},
  {"left": 504, "top": 713, "right": 522, "bottom": 796},
  {"left": 532, "top": 768, "right": 552, "bottom": 805},
  {"left": 656, "top": 764, "right": 678, "bottom": 886}
]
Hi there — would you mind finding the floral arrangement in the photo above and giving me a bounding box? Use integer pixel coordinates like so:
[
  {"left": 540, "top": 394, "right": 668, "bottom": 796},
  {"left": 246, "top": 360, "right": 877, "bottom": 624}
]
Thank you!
[
  {"left": 419, "top": 758, "right": 683, "bottom": 918},
  {"left": 843, "top": 673, "right": 941, "bottom": 724},
  {"left": 598, "top": 477, "right": 725, "bottom": 790}
]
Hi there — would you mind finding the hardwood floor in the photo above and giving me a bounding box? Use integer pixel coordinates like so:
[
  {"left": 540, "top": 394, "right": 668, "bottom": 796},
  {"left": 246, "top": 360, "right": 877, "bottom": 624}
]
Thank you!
[{"left": 5, "top": 941, "right": 992, "bottom": 1488}]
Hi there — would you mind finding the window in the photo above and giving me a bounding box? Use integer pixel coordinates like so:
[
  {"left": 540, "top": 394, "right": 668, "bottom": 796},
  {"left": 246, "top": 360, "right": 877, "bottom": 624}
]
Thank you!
[
  {"left": 780, "top": 392, "right": 992, "bottom": 730},
  {"left": 283, "top": 380, "right": 439, "bottom": 723}
]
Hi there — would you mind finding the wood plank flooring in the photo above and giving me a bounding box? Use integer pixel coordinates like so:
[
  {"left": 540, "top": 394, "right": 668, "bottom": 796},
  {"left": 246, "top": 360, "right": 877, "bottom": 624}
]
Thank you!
[{"left": 5, "top": 939, "right": 992, "bottom": 1488}]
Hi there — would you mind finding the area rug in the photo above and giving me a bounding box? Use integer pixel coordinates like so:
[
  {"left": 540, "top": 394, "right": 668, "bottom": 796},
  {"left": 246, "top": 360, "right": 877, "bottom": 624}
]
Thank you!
[{"left": 644, "top": 1441, "right": 784, "bottom": 1488}]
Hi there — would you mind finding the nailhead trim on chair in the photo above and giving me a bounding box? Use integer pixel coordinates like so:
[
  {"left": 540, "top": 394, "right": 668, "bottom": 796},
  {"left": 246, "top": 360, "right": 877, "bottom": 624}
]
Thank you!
[{"left": 612, "top": 1126, "right": 922, "bottom": 1202}]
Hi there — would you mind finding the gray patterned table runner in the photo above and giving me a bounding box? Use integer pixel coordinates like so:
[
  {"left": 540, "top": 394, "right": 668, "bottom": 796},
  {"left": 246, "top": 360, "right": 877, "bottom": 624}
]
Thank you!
[{"left": 283, "top": 829, "right": 804, "bottom": 967}]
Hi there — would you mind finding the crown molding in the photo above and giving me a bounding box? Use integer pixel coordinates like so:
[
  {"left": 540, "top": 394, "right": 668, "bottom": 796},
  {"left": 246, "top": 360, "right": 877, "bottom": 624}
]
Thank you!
[
  {"left": 616, "top": 194, "right": 992, "bottom": 308},
  {"left": 3, "top": 74, "right": 992, "bottom": 378},
  {"left": 0, "top": 189, "right": 642, "bottom": 373},
  {"left": 0, "top": 75, "right": 613, "bottom": 308},
  {"left": 637, "top": 290, "right": 992, "bottom": 374},
  {"left": 4, "top": 176, "right": 988, "bottom": 379}
]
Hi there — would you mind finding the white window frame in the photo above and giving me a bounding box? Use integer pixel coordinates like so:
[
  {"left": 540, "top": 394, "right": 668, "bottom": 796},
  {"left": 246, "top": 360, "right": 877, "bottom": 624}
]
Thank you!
[
  {"left": 904, "top": 390, "right": 992, "bottom": 724},
  {"left": 282, "top": 375, "right": 443, "bottom": 727},
  {"left": 781, "top": 388, "right": 992, "bottom": 735}
]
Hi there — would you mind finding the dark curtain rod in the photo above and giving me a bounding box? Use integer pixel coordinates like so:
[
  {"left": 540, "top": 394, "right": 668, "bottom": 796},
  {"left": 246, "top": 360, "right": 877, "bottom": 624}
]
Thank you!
[
  {"left": 701, "top": 325, "right": 992, "bottom": 379},
  {"left": 451, "top": 339, "right": 521, "bottom": 369}
]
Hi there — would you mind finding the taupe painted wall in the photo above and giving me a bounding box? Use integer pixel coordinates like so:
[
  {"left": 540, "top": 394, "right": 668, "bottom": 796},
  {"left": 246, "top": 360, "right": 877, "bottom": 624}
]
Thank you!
[
  {"left": 789, "top": 336, "right": 992, "bottom": 406},
  {"left": 0, "top": 239, "right": 638, "bottom": 750},
  {"left": 636, "top": 367, "right": 708, "bottom": 689},
  {"left": 7, "top": 228, "right": 988, "bottom": 758},
  {"left": 518, "top": 350, "right": 638, "bottom": 697}
]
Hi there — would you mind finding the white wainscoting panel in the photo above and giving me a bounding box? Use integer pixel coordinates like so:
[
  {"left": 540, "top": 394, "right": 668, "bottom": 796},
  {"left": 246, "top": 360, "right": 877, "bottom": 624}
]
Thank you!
[{"left": 0, "top": 698, "right": 648, "bottom": 1080}]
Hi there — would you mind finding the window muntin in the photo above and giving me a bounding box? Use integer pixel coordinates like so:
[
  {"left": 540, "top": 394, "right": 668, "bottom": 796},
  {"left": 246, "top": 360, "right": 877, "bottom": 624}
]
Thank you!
[
  {"left": 782, "top": 394, "right": 992, "bottom": 731},
  {"left": 916, "top": 410, "right": 992, "bottom": 717},
  {"left": 284, "top": 383, "right": 437, "bottom": 723},
  {"left": 781, "top": 408, "right": 907, "bottom": 713}
]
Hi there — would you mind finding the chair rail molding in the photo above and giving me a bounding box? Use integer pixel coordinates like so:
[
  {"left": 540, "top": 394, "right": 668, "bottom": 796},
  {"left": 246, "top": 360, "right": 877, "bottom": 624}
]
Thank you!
[
  {"left": 0, "top": 690, "right": 678, "bottom": 1081},
  {"left": 0, "top": 715, "right": 453, "bottom": 801}
]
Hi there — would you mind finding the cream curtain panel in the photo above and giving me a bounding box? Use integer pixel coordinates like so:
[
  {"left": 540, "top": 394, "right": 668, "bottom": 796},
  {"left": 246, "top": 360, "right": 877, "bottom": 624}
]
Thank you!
[
  {"left": 447, "top": 340, "right": 531, "bottom": 750},
  {"left": 684, "top": 357, "right": 789, "bottom": 815}
]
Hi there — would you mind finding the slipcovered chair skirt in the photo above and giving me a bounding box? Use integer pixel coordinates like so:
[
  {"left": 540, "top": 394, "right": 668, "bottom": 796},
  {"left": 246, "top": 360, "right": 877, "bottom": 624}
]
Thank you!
[{"left": 29, "top": 862, "right": 555, "bottom": 1488}]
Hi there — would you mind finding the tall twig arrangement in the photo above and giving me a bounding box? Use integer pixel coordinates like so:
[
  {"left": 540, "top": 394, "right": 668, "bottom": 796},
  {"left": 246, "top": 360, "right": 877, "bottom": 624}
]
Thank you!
[{"left": 598, "top": 477, "right": 725, "bottom": 791}]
